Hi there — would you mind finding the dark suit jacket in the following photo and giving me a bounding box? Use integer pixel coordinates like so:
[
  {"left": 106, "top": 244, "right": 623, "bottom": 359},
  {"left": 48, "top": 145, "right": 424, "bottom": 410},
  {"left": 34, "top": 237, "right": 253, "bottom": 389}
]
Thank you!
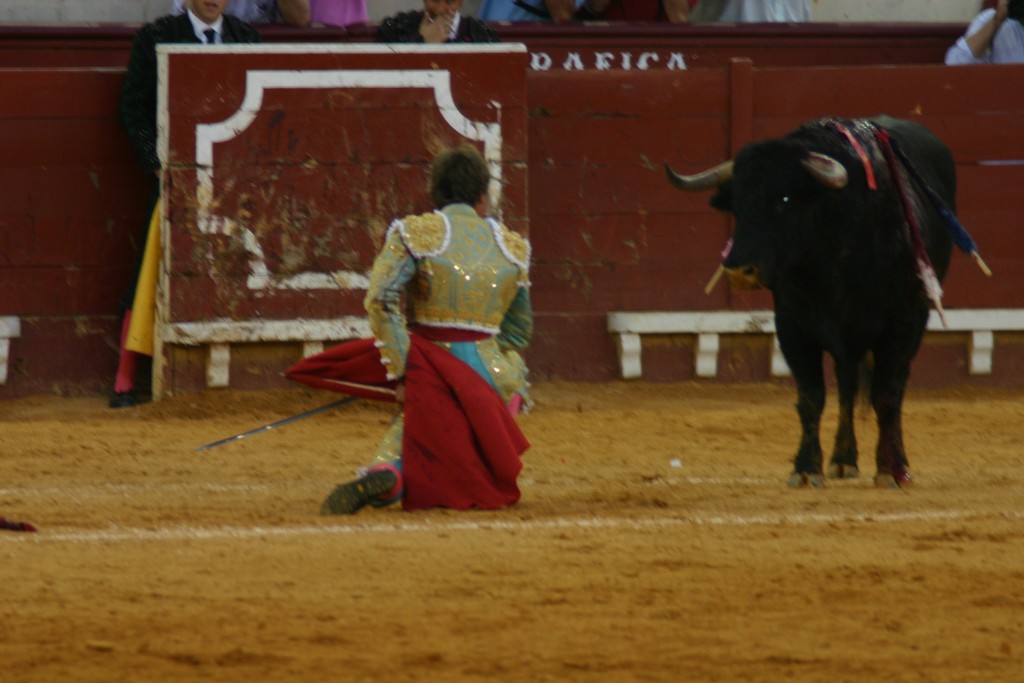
[
  {"left": 119, "top": 13, "right": 261, "bottom": 173},
  {"left": 376, "top": 11, "right": 501, "bottom": 44}
]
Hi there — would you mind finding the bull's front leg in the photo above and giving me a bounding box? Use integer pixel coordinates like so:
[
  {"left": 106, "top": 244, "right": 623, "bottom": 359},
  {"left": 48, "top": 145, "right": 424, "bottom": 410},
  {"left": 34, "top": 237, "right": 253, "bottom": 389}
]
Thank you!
[
  {"left": 790, "top": 380, "right": 826, "bottom": 488},
  {"left": 777, "top": 326, "right": 826, "bottom": 488},
  {"left": 828, "top": 357, "right": 861, "bottom": 479}
]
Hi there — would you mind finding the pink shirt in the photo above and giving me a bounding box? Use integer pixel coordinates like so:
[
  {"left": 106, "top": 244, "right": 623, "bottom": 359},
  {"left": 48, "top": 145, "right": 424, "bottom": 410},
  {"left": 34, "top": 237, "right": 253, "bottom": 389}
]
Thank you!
[{"left": 310, "top": 0, "right": 367, "bottom": 26}]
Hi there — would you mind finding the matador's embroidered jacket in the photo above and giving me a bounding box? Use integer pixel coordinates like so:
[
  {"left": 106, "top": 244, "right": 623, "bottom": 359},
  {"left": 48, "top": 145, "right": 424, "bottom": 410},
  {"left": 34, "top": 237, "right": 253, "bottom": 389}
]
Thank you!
[{"left": 364, "top": 203, "right": 532, "bottom": 402}]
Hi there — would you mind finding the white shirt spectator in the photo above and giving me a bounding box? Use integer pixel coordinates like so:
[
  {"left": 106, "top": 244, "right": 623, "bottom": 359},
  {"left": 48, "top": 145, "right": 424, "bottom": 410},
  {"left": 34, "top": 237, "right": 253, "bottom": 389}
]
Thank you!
[
  {"left": 171, "top": 0, "right": 308, "bottom": 25},
  {"left": 946, "top": 9, "right": 1024, "bottom": 64},
  {"left": 183, "top": 8, "right": 225, "bottom": 42},
  {"left": 691, "top": 0, "right": 811, "bottom": 23}
]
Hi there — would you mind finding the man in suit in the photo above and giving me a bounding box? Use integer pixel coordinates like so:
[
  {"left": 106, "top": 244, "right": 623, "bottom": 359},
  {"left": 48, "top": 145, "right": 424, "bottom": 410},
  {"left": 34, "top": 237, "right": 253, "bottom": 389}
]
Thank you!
[
  {"left": 111, "top": 0, "right": 261, "bottom": 408},
  {"left": 377, "top": 0, "right": 500, "bottom": 43},
  {"left": 170, "top": 0, "right": 312, "bottom": 28},
  {"left": 120, "top": 0, "right": 261, "bottom": 175}
]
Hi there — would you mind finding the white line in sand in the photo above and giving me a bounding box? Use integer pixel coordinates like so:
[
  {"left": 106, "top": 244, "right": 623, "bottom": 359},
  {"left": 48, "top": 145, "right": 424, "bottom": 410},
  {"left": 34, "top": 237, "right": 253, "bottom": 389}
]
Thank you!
[{"left": 6, "top": 509, "right": 1022, "bottom": 544}]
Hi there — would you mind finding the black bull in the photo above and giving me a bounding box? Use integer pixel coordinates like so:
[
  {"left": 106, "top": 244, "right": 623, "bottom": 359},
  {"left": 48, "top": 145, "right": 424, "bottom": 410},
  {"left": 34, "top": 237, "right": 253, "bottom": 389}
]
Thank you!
[{"left": 666, "top": 115, "right": 955, "bottom": 488}]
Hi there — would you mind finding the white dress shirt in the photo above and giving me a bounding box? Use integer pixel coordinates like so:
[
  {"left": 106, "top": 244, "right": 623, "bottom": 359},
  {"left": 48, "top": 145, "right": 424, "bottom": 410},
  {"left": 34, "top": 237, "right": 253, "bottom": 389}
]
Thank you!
[{"left": 945, "top": 10, "right": 1024, "bottom": 65}]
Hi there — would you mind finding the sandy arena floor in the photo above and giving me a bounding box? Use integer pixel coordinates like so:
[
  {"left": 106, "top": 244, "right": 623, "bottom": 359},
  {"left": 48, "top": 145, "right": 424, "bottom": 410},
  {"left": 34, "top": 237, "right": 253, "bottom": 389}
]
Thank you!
[{"left": 1, "top": 381, "right": 1022, "bottom": 682}]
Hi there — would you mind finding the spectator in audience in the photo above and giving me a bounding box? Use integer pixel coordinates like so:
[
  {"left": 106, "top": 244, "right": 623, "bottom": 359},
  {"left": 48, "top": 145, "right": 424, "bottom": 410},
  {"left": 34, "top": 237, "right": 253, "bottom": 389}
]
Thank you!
[
  {"left": 171, "top": 0, "right": 311, "bottom": 27},
  {"left": 378, "top": 0, "right": 500, "bottom": 42},
  {"left": 112, "top": 0, "right": 261, "bottom": 408},
  {"left": 575, "top": 0, "right": 692, "bottom": 22},
  {"left": 310, "top": 0, "right": 367, "bottom": 27},
  {"left": 688, "top": 0, "right": 810, "bottom": 22},
  {"left": 946, "top": 0, "right": 1024, "bottom": 64},
  {"left": 477, "top": 0, "right": 585, "bottom": 23}
]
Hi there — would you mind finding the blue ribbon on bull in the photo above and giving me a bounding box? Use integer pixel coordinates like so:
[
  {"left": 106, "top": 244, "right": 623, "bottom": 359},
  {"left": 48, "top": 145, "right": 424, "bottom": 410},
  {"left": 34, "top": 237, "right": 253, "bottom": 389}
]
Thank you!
[
  {"left": 874, "top": 127, "right": 948, "bottom": 325},
  {"left": 886, "top": 136, "right": 993, "bottom": 277}
]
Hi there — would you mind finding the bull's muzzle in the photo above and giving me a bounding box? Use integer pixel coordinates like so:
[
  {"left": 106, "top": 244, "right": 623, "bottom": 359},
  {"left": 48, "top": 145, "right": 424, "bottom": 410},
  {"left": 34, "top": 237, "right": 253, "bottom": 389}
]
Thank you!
[{"left": 724, "top": 265, "right": 762, "bottom": 289}]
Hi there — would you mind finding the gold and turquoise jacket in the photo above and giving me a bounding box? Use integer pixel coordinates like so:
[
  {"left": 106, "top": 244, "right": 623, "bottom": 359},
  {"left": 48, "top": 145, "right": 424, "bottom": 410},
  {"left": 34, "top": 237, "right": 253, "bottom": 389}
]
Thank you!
[{"left": 364, "top": 203, "right": 532, "bottom": 398}]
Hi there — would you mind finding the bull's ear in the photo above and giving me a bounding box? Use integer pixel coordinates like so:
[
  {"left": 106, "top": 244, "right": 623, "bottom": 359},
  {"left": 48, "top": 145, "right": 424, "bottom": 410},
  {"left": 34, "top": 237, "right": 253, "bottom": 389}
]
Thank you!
[{"left": 801, "top": 153, "right": 848, "bottom": 189}]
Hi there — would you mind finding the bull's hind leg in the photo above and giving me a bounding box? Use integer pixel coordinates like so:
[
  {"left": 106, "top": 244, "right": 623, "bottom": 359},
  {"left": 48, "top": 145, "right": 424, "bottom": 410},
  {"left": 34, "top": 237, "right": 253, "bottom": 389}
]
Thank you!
[
  {"left": 828, "top": 359, "right": 861, "bottom": 479},
  {"left": 871, "top": 348, "right": 918, "bottom": 489},
  {"left": 871, "top": 379, "right": 912, "bottom": 488}
]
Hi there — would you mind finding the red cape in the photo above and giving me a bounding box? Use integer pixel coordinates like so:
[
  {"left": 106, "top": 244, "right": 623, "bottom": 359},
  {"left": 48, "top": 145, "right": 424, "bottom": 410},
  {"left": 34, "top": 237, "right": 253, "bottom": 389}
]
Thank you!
[{"left": 286, "top": 336, "right": 528, "bottom": 510}]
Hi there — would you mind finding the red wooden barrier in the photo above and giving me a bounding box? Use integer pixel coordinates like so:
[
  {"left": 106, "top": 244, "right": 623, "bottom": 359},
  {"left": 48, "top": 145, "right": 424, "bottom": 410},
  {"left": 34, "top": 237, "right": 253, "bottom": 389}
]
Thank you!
[
  {"left": 1, "top": 37, "right": 1022, "bottom": 399},
  {"left": 155, "top": 44, "right": 529, "bottom": 395},
  {"left": 0, "top": 68, "right": 149, "bottom": 396}
]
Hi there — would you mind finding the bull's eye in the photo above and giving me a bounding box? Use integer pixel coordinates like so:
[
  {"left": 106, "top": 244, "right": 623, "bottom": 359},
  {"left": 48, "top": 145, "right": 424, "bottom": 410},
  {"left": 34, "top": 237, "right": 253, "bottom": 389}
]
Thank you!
[{"left": 774, "top": 195, "right": 793, "bottom": 213}]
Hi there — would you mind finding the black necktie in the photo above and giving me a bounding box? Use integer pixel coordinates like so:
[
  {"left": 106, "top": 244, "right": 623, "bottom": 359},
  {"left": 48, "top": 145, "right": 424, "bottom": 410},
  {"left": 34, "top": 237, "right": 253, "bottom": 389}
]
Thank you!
[{"left": 203, "top": 28, "right": 217, "bottom": 44}]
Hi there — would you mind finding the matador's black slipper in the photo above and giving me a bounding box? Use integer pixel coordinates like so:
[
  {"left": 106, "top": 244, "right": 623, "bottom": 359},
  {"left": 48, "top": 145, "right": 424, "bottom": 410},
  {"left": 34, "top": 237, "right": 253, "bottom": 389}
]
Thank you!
[{"left": 320, "top": 470, "right": 397, "bottom": 515}]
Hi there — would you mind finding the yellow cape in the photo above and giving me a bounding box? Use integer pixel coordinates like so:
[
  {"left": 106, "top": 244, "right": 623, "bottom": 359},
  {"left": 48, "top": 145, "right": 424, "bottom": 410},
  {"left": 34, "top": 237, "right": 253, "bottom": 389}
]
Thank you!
[{"left": 125, "top": 199, "right": 161, "bottom": 356}]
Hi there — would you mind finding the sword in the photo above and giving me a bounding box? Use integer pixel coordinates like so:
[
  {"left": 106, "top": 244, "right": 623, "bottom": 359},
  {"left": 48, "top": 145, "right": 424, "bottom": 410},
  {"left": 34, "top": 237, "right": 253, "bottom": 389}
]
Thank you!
[{"left": 195, "top": 396, "right": 358, "bottom": 452}]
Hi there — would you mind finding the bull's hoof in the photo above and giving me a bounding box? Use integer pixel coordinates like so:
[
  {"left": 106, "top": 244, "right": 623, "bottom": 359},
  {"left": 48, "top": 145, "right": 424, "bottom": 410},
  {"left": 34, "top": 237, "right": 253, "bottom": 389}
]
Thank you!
[
  {"left": 788, "top": 472, "right": 825, "bottom": 489},
  {"left": 827, "top": 463, "right": 860, "bottom": 479},
  {"left": 874, "top": 471, "right": 913, "bottom": 489},
  {"left": 874, "top": 474, "right": 898, "bottom": 489},
  {"left": 895, "top": 471, "right": 914, "bottom": 488}
]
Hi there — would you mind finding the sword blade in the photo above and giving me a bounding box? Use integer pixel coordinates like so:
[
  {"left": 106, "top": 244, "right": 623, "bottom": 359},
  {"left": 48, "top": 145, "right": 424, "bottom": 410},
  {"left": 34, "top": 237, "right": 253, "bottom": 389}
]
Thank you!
[{"left": 195, "top": 396, "right": 358, "bottom": 452}]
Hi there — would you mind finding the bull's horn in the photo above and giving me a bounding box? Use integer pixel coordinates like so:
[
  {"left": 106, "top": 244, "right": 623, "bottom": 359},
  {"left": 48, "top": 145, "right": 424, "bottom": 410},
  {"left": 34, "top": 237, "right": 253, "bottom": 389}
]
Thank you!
[
  {"left": 801, "top": 152, "right": 848, "bottom": 189},
  {"left": 664, "top": 160, "right": 734, "bottom": 191}
]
